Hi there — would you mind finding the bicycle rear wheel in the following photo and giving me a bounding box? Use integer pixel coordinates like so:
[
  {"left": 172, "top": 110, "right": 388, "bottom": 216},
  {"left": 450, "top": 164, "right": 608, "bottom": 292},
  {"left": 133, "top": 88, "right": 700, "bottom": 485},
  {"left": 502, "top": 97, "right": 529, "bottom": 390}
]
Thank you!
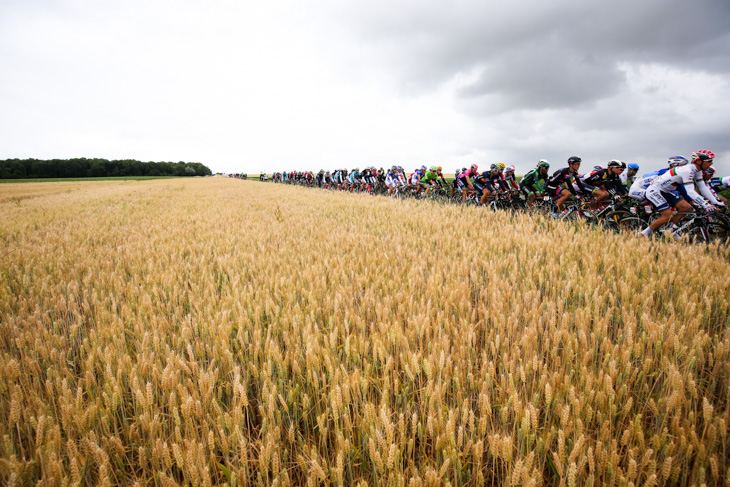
[
  {"left": 602, "top": 211, "right": 645, "bottom": 233},
  {"left": 686, "top": 221, "right": 730, "bottom": 244}
]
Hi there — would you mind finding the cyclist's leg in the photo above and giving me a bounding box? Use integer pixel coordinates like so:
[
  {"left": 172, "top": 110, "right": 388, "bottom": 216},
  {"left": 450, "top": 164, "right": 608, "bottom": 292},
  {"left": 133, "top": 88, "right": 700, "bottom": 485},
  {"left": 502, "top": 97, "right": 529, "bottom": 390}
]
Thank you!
[{"left": 555, "top": 188, "right": 572, "bottom": 212}]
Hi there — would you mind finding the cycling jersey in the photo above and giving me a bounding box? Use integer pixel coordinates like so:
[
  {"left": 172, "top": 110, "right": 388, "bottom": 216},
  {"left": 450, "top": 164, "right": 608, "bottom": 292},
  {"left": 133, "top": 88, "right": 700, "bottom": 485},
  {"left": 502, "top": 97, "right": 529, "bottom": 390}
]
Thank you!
[
  {"left": 581, "top": 168, "right": 627, "bottom": 195},
  {"left": 502, "top": 173, "right": 519, "bottom": 191},
  {"left": 545, "top": 167, "right": 587, "bottom": 195},
  {"left": 385, "top": 172, "right": 397, "bottom": 187},
  {"left": 628, "top": 169, "right": 668, "bottom": 202},
  {"left": 495, "top": 173, "right": 511, "bottom": 192},
  {"left": 571, "top": 175, "right": 592, "bottom": 195},
  {"left": 473, "top": 171, "right": 493, "bottom": 191},
  {"left": 650, "top": 165, "right": 719, "bottom": 207},
  {"left": 409, "top": 172, "right": 421, "bottom": 185},
  {"left": 473, "top": 171, "right": 490, "bottom": 185},
  {"left": 619, "top": 170, "right": 636, "bottom": 188},
  {"left": 421, "top": 170, "right": 438, "bottom": 184},
  {"left": 709, "top": 176, "right": 730, "bottom": 191},
  {"left": 520, "top": 169, "right": 547, "bottom": 193},
  {"left": 461, "top": 168, "right": 478, "bottom": 180}
]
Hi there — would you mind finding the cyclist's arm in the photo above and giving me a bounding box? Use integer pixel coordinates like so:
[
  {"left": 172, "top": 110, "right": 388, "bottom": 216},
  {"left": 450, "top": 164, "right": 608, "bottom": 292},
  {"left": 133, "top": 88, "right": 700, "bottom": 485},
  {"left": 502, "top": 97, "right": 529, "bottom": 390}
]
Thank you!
[{"left": 696, "top": 179, "right": 721, "bottom": 205}]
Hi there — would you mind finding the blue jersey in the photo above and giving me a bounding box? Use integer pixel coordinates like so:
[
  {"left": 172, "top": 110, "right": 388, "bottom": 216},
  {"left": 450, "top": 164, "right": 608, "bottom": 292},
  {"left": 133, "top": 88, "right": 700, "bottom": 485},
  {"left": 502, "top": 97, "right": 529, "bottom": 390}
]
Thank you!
[{"left": 708, "top": 176, "right": 729, "bottom": 191}]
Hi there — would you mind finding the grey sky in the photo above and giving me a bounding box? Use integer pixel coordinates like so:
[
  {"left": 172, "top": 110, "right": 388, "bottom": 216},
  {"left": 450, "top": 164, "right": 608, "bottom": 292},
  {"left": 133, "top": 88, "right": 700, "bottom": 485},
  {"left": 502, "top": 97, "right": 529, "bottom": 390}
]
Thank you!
[{"left": 1, "top": 0, "right": 729, "bottom": 176}]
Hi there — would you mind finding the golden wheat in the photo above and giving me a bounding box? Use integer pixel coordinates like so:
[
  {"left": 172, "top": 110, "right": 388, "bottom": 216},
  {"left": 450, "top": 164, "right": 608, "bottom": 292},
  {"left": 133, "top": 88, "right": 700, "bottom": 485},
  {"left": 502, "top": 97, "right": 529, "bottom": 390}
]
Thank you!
[{"left": 0, "top": 178, "right": 729, "bottom": 486}]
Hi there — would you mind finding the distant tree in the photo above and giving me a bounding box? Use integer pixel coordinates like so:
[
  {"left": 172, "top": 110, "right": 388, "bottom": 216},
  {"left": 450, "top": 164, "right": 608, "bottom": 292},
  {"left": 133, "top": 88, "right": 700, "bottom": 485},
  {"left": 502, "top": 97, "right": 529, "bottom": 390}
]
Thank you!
[
  {"left": 0, "top": 158, "right": 213, "bottom": 179},
  {"left": 0, "top": 159, "right": 26, "bottom": 178},
  {"left": 88, "top": 160, "right": 107, "bottom": 177}
]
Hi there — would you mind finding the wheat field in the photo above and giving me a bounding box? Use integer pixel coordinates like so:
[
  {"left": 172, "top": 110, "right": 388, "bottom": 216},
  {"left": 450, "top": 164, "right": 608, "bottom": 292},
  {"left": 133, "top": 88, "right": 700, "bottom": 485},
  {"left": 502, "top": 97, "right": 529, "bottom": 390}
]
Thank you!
[{"left": 1, "top": 178, "right": 729, "bottom": 486}]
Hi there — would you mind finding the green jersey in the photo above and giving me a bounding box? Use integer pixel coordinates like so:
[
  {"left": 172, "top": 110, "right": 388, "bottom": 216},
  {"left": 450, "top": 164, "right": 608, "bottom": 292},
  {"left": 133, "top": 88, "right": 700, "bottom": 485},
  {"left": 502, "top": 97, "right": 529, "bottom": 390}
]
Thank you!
[{"left": 421, "top": 170, "right": 439, "bottom": 183}]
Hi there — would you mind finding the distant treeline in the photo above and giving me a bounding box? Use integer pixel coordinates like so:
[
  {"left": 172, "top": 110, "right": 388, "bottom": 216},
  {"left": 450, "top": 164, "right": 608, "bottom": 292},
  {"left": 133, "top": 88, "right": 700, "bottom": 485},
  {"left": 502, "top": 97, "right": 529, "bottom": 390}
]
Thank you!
[{"left": 0, "top": 158, "right": 212, "bottom": 179}]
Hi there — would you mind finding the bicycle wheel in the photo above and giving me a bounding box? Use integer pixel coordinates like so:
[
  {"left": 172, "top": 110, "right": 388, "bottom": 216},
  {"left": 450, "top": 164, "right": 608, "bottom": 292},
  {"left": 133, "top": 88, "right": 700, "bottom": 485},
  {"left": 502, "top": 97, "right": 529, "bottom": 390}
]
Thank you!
[
  {"left": 564, "top": 207, "right": 598, "bottom": 224},
  {"left": 602, "top": 211, "right": 644, "bottom": 233},
  {"left": 686, "top": 222, "right": 730, "bottom": 244}
]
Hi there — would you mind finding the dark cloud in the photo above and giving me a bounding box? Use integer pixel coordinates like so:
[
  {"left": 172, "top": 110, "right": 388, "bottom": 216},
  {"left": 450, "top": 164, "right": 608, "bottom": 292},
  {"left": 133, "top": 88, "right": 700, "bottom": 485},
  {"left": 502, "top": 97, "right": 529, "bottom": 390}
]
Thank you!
[{"left": 328, "top": 0, "right": 730, "bottom": 110}]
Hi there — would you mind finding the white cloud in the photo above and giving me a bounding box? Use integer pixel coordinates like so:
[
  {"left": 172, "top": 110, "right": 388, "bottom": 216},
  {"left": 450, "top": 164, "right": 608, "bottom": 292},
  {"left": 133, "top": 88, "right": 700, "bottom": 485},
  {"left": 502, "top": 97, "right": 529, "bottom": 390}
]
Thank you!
[{"left": 0, "top": 0, "right": 729, "bottom": 176}]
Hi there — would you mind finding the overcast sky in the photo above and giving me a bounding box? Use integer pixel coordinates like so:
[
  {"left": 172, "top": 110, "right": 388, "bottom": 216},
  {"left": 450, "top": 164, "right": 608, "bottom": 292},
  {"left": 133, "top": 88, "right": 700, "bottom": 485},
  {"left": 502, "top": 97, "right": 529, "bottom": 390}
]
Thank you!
[{"left": 1, "top": 0, "right": 729, "bottom": 176}]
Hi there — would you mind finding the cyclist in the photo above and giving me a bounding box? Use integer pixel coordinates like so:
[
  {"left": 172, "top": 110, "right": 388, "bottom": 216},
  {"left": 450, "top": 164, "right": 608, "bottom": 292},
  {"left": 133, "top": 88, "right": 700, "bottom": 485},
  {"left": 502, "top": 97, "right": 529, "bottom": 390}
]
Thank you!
[
  {"left": 641, "top": 150, "right": 720, "bottom": 238},
  {"left": 544, "top": 156, "right": 584, "bottom": 213},
  {"left": 420, "top": 166, "right": 447, "bottom": 197},
  {"left": 628, "top": 157, "right": 679, "bottom": 204},
  {"left": 456, "top": 164, "right": 478, "bottom": 202},
  {"left": 385, "top": 167, "right": 399, "bottom": 196},
  {"left": 708, "top": 171, "right": 730, "bottom": 194},
  {"left": 502, "top": 165, "right": 520, "bottom": 192},
  {"left": 520, "top": 160, "right": 550, "bottom": 208},
  {"left": 369, "top": 167, "right": 379, "bottom": 188},
  {"left": 703, "top": 167, "right": 728, "bottom": 205},
  {"left": 473, "top": 164, "right": 502, "bottom": 205},
  {"left": 620, "top": 163, "right": 639, "bottom": 190},
  {"left": 396, "top": 166, "right": 408, "bottom": 187},
  {"left": 581, "top": 160, "right": 628, "bottom": 205},
  {"left": 347, "top": 168, "right": 360, "bottom": 190},
  {"left": 451, "top": 168, "right": 462, "bottom": 198},
  {"left": 409, "top": 168, "right": 424, "bottom": 195},
  {"left": 489, "top": 163, "right": 510, "bottom": 194}
]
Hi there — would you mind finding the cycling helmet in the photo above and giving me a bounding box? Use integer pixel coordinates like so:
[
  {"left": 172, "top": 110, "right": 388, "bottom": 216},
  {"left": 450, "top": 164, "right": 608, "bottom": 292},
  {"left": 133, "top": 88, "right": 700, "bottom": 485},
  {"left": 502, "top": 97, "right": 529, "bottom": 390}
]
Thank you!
[
  {"left": 455, "top": 168, "right": 461, "bottom": 175},
  {"left": 705, "top": 166, "right": 715, "bottom": 175},
  {"left": 497, "top": 162, "right": 506, "bottom": 170},
  {"left": 437, "top": 166, "right": 442, "bottom": 172},
  {"left": 668, "top": 156, "right": 688, "bottom": 167},
  {"left": 537, "top": 160, "right": 550, "bottom": 170},
  {"left": 505, "top": 165, "right": 515, "bottom": 173},
  {"left": 421, "top": 165, "right": 427, "bottom": 171},
  {"left": 692, "top": 150, "right": 715, "bottom": 163},
  {"left": 490, "top": 163, "right": 498, "bottom": 171},
  {"left": 607, "top": 160, "right": 621, "bottom": 168},
  {"left": 568, "top": 156, "right": 582, "bottom": 165},
  {"left": 430, "top": 165, "right": 437, "bottom": 172},
  {"left": 627, "top": 163, "right": 639, "bottom": 170}
]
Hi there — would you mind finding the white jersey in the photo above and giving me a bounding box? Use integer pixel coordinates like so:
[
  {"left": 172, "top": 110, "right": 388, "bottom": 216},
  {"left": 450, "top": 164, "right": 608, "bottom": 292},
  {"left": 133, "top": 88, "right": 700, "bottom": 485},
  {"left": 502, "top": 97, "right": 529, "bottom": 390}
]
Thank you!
[
  {"left": 620, "top": 170, "right": 636, "bottom": 186},
  {"left": 650, "top": 165, "right": 719, "bottom": 207},
  {"left": 632, "top": 169, "right": 667, "bottom": 190},
  {"left": 628, "top": 170, "right": 668, "bottom": 202}
]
